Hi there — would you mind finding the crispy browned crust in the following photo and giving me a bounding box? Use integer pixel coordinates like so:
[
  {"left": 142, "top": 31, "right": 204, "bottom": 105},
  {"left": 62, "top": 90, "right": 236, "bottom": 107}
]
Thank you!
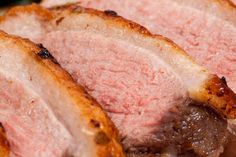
[
  {"left": 2, "top": 3, "right": 236, "bottom": 120},
  {"left": 209, "top": 0, "right": 236, "bottom": 10},
  {"left": 0, "top": 124, "right": 9, "bottom": 157},
  {"left": 1, "top": 3, "right": 53, "bottom": 21},
  {"left": 223, "top": 0, "right": 236, "bottom": 6},
  {"left": 193, "top": 75, "right": 236, "bottom": 119},
  {"left": 0, "top": 30, "right": 125, "bottom": 156}
]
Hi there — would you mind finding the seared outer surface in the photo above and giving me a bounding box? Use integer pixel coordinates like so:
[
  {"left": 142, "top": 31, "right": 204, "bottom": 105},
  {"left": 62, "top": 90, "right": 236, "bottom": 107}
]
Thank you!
[
  {"left": 0, "top": 124, "right": 9, "bottom": 157},
  {"left": 195, "top": 75, "right": 236, "bottom": 118},
  {"left": 0, "top": 30, "right": 125, "bottom": 157}
]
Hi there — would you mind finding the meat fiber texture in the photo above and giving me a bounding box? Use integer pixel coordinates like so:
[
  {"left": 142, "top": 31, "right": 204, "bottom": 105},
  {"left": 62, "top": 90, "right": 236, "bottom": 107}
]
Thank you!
[
  {"left": 0, "top": 31, "right": 124, "bottom": 157},
  {"left": 0, "top": 4, "right": 236, "bottom": 156}
]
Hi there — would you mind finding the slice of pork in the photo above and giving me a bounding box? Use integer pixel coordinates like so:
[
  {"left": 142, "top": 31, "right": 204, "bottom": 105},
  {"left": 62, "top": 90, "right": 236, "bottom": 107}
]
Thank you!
[
  {"left": 0, "top": 4, "right": 236, "bottom": 156},
  {"left": 0, "top": 30, "right": 124, "bottom": 157},
  {"left": 39, "top": 0, "right": 236, "bottom": 118},
  {"left": 42, "top": 0, "right": 236, "bottom": 94}
]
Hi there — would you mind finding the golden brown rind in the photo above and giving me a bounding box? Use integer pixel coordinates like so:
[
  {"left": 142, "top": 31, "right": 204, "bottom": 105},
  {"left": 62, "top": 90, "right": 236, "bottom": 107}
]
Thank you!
[
  {"left": 204, "top": 0, "right": 236, "bottom": 12},
  {"left": 192, "top": 75, "right": 236, "bottom": 119},
  {"left": 0, "top": 124, "right": 9, "bottom": 157},
  {"left": 1, "top": 3, "right": 53, "bottom": 21},
  {"left": 0, "top": 30, "right": 125, "bottom": 156}
]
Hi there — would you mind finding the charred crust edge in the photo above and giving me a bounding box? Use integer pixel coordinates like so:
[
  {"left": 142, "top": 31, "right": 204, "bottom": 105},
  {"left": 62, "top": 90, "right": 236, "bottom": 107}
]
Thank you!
[
  {"left": 0, "top": 123, "right": 4, "bottom": 132},
  {"left": 104, "top": 10, "right": 118, "bottom": 17},
  {"left": 37, "top": 43, "right": 58, "bottom": 64},
  {"left": 221, "top": 76, "right": 228, "bottom": 87},
  {"left": 204, "top": 75, "right": 236, "bottom": 119},
  {"left": 55, "top": 17, "right": 65, "bottom": 25},
  {"left": 95, "top": 131, "right": 111, "bottom": 145},
  {"left": 91, "top": 119, "right": 101, "bottom": 128},
  {"left": 0, "top": 123, "right": 10, "bottom": 154}
]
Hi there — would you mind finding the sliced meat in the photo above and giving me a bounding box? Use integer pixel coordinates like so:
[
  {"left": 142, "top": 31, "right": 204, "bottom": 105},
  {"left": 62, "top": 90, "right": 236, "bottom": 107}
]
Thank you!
[
  {"left": 42, "top": 1, "right": 236, "bottom": 156},
  {"left": 41, "top": 0, "right": 236, "bottom": 94},
  {"left": 0, "top": 31, "right": 124, "bottom": 157},
  {"left": 0, "top": 4, "right": 235, "bottom": 156}
]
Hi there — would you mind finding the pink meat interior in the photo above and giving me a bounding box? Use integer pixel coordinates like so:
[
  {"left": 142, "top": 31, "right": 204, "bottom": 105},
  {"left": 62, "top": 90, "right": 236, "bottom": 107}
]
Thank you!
[
  {"left": 78, "top": 0, "right": 236, "bottom": 92},
  {"left": 37, "top": 31, "right": 187, "bottom": 140},
  {"left": 0, "top": 74, "right": 72, "bottom": 157}
]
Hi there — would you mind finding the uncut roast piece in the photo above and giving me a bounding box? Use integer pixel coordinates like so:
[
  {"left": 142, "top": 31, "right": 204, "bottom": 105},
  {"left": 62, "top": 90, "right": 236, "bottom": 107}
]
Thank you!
[
  {"left": 0, "top": 31, "right": 124, "bottom": 157},
  {"left": 0, "top": 4, "right": 236, "bottom": 157}
]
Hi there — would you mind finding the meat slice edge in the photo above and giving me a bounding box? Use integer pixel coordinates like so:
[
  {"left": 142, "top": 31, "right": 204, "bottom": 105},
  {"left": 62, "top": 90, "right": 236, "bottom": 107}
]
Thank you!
[
  {"left": 0, "top": 123, "right": 9, "bottom": 157},
  {"left": 0, "top": 31, "right": 125, "bottom": 157}
]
